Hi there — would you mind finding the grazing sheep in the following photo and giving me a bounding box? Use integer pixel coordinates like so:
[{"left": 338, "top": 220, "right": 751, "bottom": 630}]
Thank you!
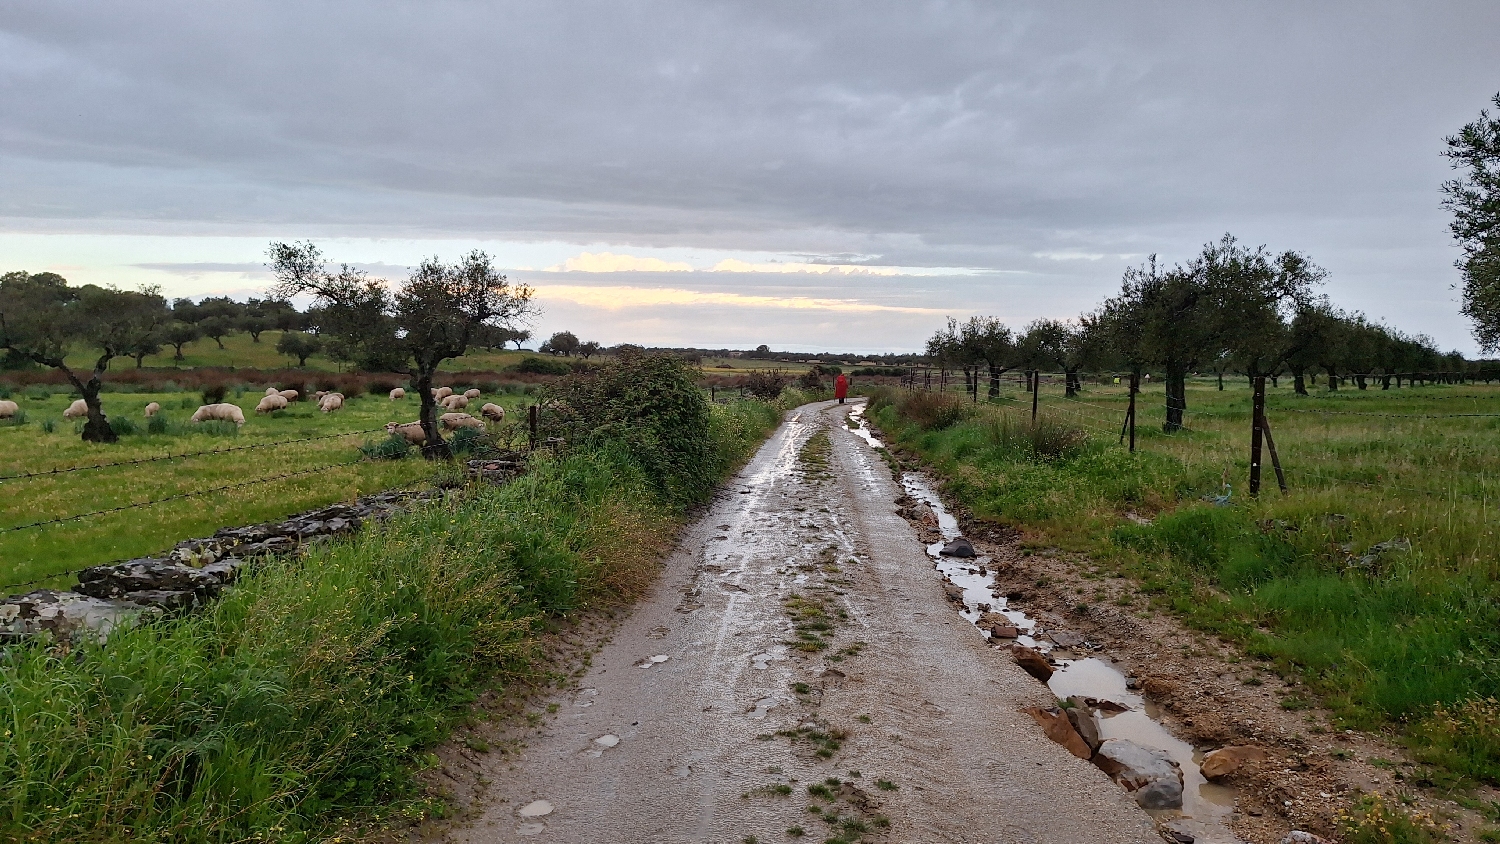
[
  {"left": 433, "top": 386, "right": 454, "bottom": 400},
  {"left": 313, "top": 390, "right": 328, "bottom": 401},
  {"left": 265, "top": 386, "right": 279, "bottom": 396},
  {"left": 385, "top": 421, "right": 426, "bottom": 444},
  {"left": 440, "top": 394, "right": 469, "bottom": 411},
  {"left": 144, "top": 402, "right": 161, "bottom": 417},
  {"left": 0, "top": 400, "right": 19, "bottom": 419},
  {"left": 63, "top": 399, "right": 89, "bottom": 419},
  {"left": 463, "top": 388, "right": 481, "bottom": 400},
  {"left": 389, "top": 387, "right": 406, "bottom": 401},
  {"left": 191, "top": 403, "right": 246, "bottom": 427},
  {"left": 480, "top": 403, "right": 506, "bottom": 423},
  {"left": 278, "top": 389, "right": 299, "bottom": 401},
  {"left": 318, "top": 393, "right": 344, "bottom": 413},
  {"left": 439, "top": 412, "right": 485, "bottom": 431},
  {"left": 254, "top": 394, "right": 288, "bottom": 414}
]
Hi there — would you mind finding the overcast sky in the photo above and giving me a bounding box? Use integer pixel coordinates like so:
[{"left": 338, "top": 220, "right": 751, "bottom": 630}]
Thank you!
[{"left": 2, "top": 2, "right": 1497, "bottom": 353}]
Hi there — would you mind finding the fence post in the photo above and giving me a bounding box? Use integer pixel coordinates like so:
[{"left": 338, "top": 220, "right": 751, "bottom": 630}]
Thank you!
[
  {"left": 711, "top": 385, "right": 716, "bottom": 402},
  {"left": 1249, "top": 375, "right": 1266, "bottom": 496},
  {"left": 1031, "top": 369, "right": 1039, "bottom": 423},
  {"left": 528, "top": 404, "right": 539, "bottom": 451}
]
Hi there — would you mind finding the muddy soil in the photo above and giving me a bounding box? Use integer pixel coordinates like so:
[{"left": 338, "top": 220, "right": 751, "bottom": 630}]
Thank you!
[
  {"left": 445, "top": 401, "right": 1160, "bottom": 843},
  {"left": 889, "top": 445, "right": 1500, "bottom": 843}
]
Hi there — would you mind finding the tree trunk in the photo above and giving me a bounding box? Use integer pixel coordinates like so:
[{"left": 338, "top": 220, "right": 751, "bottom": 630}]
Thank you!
[
  {"left": 214, "top": 337, "right": 225, "bottom": 350},
  {"left": 1292, "top": 369, "right": 1307, "bottom": 395},
  {"left": 988, "top": 363, "right": 1001, "bottom": 398},
  {"left": 1065, "top": 367, "right": 1080, "bottom": 398},
  {"left": 1381, "top": 372, "right": 1392, "bottom": 390},
  {"left": 1216, "top": 370, "right": 1224, "bottom": 390},
  {"left": 1164, "top": 364, "right": 1187, "bottom": 432},
  {"left": 1356, "top": 374, "right": 1367, "bottom": 390},
  {"left": 414, "top": 368, "right": 450, "bottom": 460},
  {"left": 62, "top": 364, "right": 118, "bottom": 444},
  {"left": 1325, "top": 366, "right": 1338, "bottom": 391},
  {"left": 1270, "top": 373, "right": 1279, "bottom": 388}
]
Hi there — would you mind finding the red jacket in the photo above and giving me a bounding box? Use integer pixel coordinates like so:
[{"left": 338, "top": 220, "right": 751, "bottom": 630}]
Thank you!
[{"left": 834, "top": 374, "right": 849, "bottom": 399}]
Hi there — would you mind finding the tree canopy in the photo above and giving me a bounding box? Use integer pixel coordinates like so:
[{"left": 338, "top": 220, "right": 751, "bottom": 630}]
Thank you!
[{"left": 1443, "top": 91, "right": 1500, "bottom": 352}]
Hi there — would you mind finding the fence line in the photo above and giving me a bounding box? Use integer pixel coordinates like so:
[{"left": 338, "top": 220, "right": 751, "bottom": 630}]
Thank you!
[
  {"left": 0, "top": 457, "right": 368, "bottom": 535},
  {"left": 0, "top": 427, "right": 389, "bottom": 483}
]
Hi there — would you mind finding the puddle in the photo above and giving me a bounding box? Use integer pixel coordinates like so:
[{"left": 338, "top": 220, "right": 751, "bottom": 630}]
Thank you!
[
  {"left": 842, "top": 402, "right": 884, "bottom": 448},
  {"left": 518, "top": 799, "right": 554, "bottom": 818},
  {"left": 751, "top": 645, "right": 788, "bottom": 670},
  {"left": 897, "top": 472, "right": 1245, "bottom": 843},
  {"left": 636, "top": 654, "right": 670, "bottom": 669}
]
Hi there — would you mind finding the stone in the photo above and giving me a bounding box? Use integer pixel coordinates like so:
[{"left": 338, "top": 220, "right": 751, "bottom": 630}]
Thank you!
[
  {"left": 1049, "top": 630, "right": 1085, "bottom": 647},
  {"left": 1200, "top": 745, "right": 1271, "bottom": 780},
  {"left": 942, "top": 583, "right": 965, "bottom": 604},
  {"left": 1011, "top": 644, "right": 1053, "bottom": 682},
  {"left": 989, "top": 625, "right": 1019, "bottom": 639},
  {"left": 122, "top": 589, "right": 197, "bottom": 612},
  {"left": 0, "top": 589, "right": 160, "bottom": 644},
  {"left": 976, "top": 611, "right": 1006, "bottom": 630},
  {"left": 939, "top": 537, "right": 976, "bottom": 558},
  {"left": 1065, "top": 701, "right": 1103, "bottom": 752},
  {"left": 1280, "top": 834, "right": 1331, "bottom": 844},
  {"left": 1025, "top": 706, "right": 1092, "bottom": 760},
  {"left": 1093, "top": 739, "right": 1183, "bottom": 810},
  {"left": 76, "top": 558, "right": 227, "bottom": 601}
]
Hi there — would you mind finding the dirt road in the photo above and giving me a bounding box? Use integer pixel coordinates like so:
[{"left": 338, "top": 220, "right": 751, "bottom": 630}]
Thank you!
[{"left": 453, "top": 400, "right": 1160, "bottom": 843}]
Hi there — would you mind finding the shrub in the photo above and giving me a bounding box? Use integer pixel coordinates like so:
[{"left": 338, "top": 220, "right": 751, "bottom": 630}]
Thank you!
[
  {"left": 1412, "top": 698, "right": 1500, "bottom": 786},
  {"left": 744, "top": 369, "right": 790, "bottom": 400},
  {"left": 982, "top": 412, "right": 1089, "bottom": 461},
  {"left": 109, "top": 416, "right": 139, "bottom": 436},
  {"left": 0, "top": 384, "right": 10, "bottom": 399},
  {"left": 39, "top": 418, "right": 54, "bottom": 433},
  {"left": 179, "top": 395, "right": 198, "bottom": 410},
  {"left": 0, "top": 409, "right": 25, "bottom": 426},
  {"left": 366, "top": 377, "right": 398, "bottom": 396},
  {"left": 196, "top": 420, "right": 239, "bottom": 438},
  {"left": 897, "top": 391, "right": 966, "bottom": 430},
  {"left": 359, "top": 433, "right": 411, "bottom": 460},
  {"left": 146, "top": 414, "right": 169, "bottom": 435},
  {"left": 24, "top": 386, "right": 50, "bottom": 401},
  {"left": 1337, "top": 792, "right": 1444, "bottom": 843},
  {"left": 201, "top": 382, "right": 227, "bottom": 404},
  {"left": 511, "top": 356, "right": 571, "bottom": 376},
  {"left": 797, "top": 367, "right": 825, "bottom": 391},
  {"left": 449, "top": 426, "right": 489, "bottom": 456},
  {"left": 478, "top": 379, "right": 501, "bottom": 394}
]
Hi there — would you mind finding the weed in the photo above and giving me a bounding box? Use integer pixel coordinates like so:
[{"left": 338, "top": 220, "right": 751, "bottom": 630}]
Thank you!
[
  {"left": 786, "top": 826, "right": 806, "bottom": 838},
  {"left": 360, "top": 433, "right": 413, "bottom": 460},
  {"left": 856, "top": 715, "right": 872, "bottom": 724},
  {"left": 1411, "top": 697, "right": 1500, "bottom": 786},
  {"left": 875, "top": 779, "right": 898, "bottom": 791},
  {"left": 1336, "top": 792, "right": 1445, "bottom": 843},
  {"left": 463, "top": 736, "right": 490, "bottom": 753},
  {"left": 791, "top": 682, "right": 812, "bottom": 695},
  {"left": 39, "top": 418, "right": 54, "bottom": 433},
  {"left": 896, "top": 391, "right": 966, "bottom": 430}
]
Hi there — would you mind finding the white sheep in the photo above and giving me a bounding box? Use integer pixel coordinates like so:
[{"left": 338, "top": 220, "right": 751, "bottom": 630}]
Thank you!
[
  {"left": 318, "top": 393, "right": 344, "bottom": 413},
  {"left": 144, "top": 402, "right": 161, "bottom": 417},
  {"left": 0, "top": 400, "right": 19, "bottom": 419},
  {"left": 463, "top": 388, "right": 481, "bottom": 400},
  {"left": 433, "top": 386, "right": 454, "bottom": 400},
  {"left": 265, "top": 386, "right": 279, "bottom": 396},
  {"left": 439, "top": 412, "right": 485, "bottom": 431},
  {"left": 255, "top": 394, "right": 288, "bottom": 414},
  {"left": 440, "top": 394, "right": 469, "bottom": 411},
  {"left": 480, "top": 403, "right": 506, "bottom": 423},
  {"left": 63, "top": 399, "right": 88, "bottom": 419},
  {"left": 389, "top": 387, "right": 406, "bottom": 401},
  {"left": 191, "top": 403, "right": 246, "bottom": 427},
  {"left": 278, "top": 389, "right": 299, "bottom": 401},
  {"left": 385, "top": 420, "right": 426, "bottom": 444},
  {"left": 313, "top": 390, "right": 328, "bottom": 401}
]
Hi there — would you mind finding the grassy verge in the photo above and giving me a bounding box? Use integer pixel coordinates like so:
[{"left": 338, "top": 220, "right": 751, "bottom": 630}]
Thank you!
[
  {"left": 868, "top": 382, "right": 1500, "bottom": 788},
  {"left": 0, "top": 389, "right": 538, "bottom": 590},
  {"left": 0, "top": 357, "right": 780, "bottom": 842}
]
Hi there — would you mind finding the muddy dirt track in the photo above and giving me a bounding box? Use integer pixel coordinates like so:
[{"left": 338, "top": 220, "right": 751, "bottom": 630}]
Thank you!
[{"left": 452, "top": 400, "right": 1159, "bottom": 843}]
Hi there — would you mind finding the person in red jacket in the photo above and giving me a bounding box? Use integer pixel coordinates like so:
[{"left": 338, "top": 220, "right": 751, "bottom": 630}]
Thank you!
[{"left": 834, "top": 372, "right": 849, "bottom": 404}]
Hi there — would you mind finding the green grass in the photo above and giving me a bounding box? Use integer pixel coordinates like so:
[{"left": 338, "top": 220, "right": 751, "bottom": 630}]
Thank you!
[
  {"left": 0, "top": 388, "right": 534, "bottom": 591},
  {"left": 0, "top": 396, "right": 780, "bottom": 842},
  {"left": 872, "top": 377, "right": 1500, "bottom": 783}
]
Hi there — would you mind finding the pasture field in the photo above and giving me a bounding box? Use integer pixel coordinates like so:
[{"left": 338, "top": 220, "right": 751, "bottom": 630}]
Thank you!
[
  {"left": 873, "top": 377, "right": 1500, "bottom": 784},
  {"left": 0, "top": 386, "right": 535, "bottom": 592},
  {"left": 59, "top": 329, "right": 534, "bottom": 372}
]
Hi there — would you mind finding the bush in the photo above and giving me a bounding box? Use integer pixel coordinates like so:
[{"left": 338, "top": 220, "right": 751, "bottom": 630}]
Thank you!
[
  {"left": 366, "top": 377, "right": 399, "bottom": 396},
  {"left": 797, "top": 367, "right": 825, "bottom": 391},
  {"left": 852, "top": 366, "right": 908, "bottom": 377},
  {"left": 201, "top": 382, "right": 227, "bottom": 404},
  {"left": 359, "top": 433, "right": 411, "bottom": 460},
  {"left": 195, "top": 420, "right": 239, "bottom": 438},
  {"left": 982, "top": 412, "right": 1089, "bottom": 461},
  {"left": 897, "top": 391, "right": 966, "bottom": 430},
  {"left": 477, "top": 379, "right": 501, "bottom": 394},
  {"left": 0, "top": 384, "right": 10, "bottom": 399},
  {"left": 178, "top": 395, "right": 198, "bottom": 410},
  {"left": 743, "top": 369, "right": 790, "bottom": 400},
  {"left": 449, "top": 426, "right": 489, "bottom": 456},
  {"left": 40, "top": 418, "right": 54, "bottom": 433},
  {"left": 511, "top": 356, "right": 571, "bottom": 376},
  {"left": 146, "top": 414, "right": 169, "bottom": 435},
  {"left": 0, "top": 409, "right": 25, "bottom": 426},
  {"left": 109, "top": 416, "right": 139, "bottom": 436},
  {"left": 24, "top": 386, "right": 50, "bottom": 401}
]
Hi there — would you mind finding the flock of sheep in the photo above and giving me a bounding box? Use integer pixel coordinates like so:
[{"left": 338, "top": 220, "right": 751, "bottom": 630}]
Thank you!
[{"left": 0, "top": 386, "right": 506, "bottom": 438}]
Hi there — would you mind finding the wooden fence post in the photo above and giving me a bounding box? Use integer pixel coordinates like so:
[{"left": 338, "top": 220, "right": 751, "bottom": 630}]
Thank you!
[
  {"left": 1249, "top": 375, "right": 1266, "bottom": 496},
  {"left": 1120, "top": 371, "right": 1138, "bottom": 452},
  {"left": 1031, "top": 369, "right": 1039, "bottom": 423},
  {"left": 528, "top": 404, "right": 539, "bottom": 451}
]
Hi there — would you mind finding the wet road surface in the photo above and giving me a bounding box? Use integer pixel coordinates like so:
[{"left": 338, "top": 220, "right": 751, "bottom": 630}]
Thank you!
[{"left": 453, "top": 400, "right": 1159, "bottom": 844}]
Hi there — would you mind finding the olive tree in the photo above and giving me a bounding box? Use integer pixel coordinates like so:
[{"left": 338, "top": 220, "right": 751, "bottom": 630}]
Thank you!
[
  {"left": 0, "top": 272, "right": 168, "bottom": 443},
  {"left": 1443, "top": 91, "right": 1500, "bottom": 352},
  {"left": 269, "top": 242, "right": 534, "bottom": 458}
]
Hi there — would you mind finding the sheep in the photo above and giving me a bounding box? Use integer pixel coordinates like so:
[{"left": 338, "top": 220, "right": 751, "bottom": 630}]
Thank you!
[
  {"left": 191, "top": 403, "right": 246, "bottom": 427},
  {"left": 433, "top": 386, "right": 454, "bottom": 400},
  {"left": 440, "top": 394, "right": 469, "bottom": 411},
  {"left": 463, "top": 388, "right": 481, "bottom": 400},
  {"left": 389, "top": 387, "right": 406, "bottom": 401},
  {"left": 0, "top": 400, "right": 19, "bottom": 419},
  {"left": 254, "top": 394, "right": 288, "bottom": 414},
  {"left": 385, "top": 421, "right": 426, "bottom": 444},
  {"left": 265, "top": 386, "right": 279, "bottom": 396},
  {"left": 480, "top": 403, "right": 506, "bottom": 423},
  {"left": 63, "top": 399, "right": 88, "bottom": 419},
  {"left": 313, "top": 390, "right": 328, "bottom": 401},
  {"left": 278, "top": 389, "right": 299, "bottom": 401},
  {"left": 439, "top": 412, "right": 485, "bottom": 431},
  {"left": 144, "top": 402, "right": 161, "bottom": 417},
  {"left": 318, "top": 392, "right": 344, "bottom": 413}
]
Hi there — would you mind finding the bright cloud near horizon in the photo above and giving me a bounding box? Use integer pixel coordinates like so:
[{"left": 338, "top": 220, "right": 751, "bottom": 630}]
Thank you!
[{"left": 2, "top": 2, "right": 1497, "bottom": 353}]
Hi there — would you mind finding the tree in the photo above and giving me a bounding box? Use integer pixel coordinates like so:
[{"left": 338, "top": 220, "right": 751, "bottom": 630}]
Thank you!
[
  {"left": 1014, "top": 319, "right": 1069, "bottom": 392},
  {"left": 0, "top": 272, "right": 168, "bottom": 443},
  {"left": 199, "top": 315, "right": 235, "bottom": 350},
  {"left": 1442, "top": 92, "right": 1500, "bottom": 352},
  {"left": 508, "top": 328, "right": 532, "bottom": 350},
  {"left": 270, "top": 241, "right": 534, "bottom": 458},
  {"left": 578, "top": 340, "right": 602, "bottom": 359},
  {"left": 276, "top": 330, "right": 323, "bottom": 366},
  {"left": 542, "top": 330, "right": 580, "bottom": 356},
  {"left": 163, "top": 321, "right": 201, "bottom": 362},
  {"left": 926, "top": 318, "right": 985, "bottom": 399}
]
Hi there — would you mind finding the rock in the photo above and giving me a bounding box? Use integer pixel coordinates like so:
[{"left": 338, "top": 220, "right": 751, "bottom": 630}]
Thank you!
[
  {"left": 1200, "top": 745, "right": 1270, "bottom": 780},
  {"left": 1161, "top": 821, "right": 1196, "bottom": 843},
  {"left": 942, "top": 583, "right": 966, "bottom": 604},
  {"left": 1084, "top": 697, "right": 1131, "bottom": 713},
  {"left": 1011, "top": 644, "right": 1053, "bottom": 681},
  {"left": 1048, "top": 630, "right": 1085, "bottom": 647},
  {"left": 976, "top": 611, "right": 1007, "bottom": 630},
  {"left": 76, "top": 558, "right": 228, "bottom": 601},
  {"left": 1024, "top": 706, "right": 1093, "bottom": 760},
  {"left": 1093, "top": 739, "right": 1183, "bottom": 810},
  {"left": 1065, "top": 701, "right": 1103, "bottom": 752},
  {"left": 939, "top": 537, "right": 976, "bottom": 557},
  {"left": 122, "top": 589, "right": 197, "bottom": 612},
  {"left": 0, "top": 589, "right": 160, "bottom": 644},
  {"left": 1280, "top": 834, "right": 1331, "bottom": 844},
  {"left": 989, "top": 625, "right": 1019, "bottom": 639}
]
